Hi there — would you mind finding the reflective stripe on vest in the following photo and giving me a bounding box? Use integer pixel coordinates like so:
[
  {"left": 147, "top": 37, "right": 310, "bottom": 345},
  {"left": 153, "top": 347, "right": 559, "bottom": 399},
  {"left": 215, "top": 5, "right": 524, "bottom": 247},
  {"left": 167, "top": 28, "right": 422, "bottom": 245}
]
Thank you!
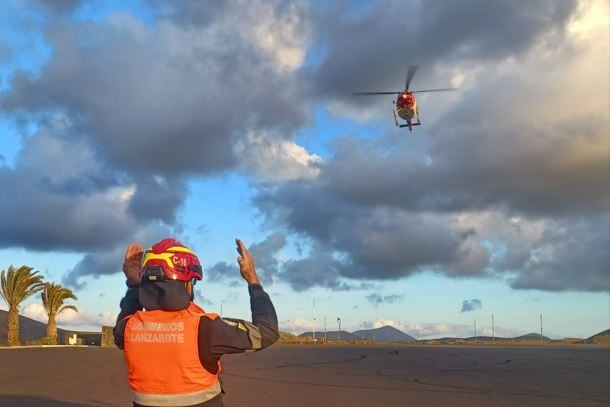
[
  {"left": 133, "top": 380, "right": 221, "bottom": 406},
  {"left": 124, "top": 302, "right": 220, "bottom": 406}
]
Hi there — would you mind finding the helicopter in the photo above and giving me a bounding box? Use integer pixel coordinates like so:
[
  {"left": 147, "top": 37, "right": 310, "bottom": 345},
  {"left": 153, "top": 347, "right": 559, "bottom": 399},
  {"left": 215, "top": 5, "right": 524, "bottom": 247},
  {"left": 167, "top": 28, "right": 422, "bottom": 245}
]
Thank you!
[{"left": 354, "top": 65, "right": 456, "bottom": 131}]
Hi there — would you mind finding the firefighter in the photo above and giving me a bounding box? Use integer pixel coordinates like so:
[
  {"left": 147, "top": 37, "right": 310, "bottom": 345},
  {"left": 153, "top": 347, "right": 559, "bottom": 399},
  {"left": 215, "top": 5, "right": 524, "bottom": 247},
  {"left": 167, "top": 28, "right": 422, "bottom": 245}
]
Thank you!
[{"left": 114, "top": 238, "right": 279, "bottom": 407}]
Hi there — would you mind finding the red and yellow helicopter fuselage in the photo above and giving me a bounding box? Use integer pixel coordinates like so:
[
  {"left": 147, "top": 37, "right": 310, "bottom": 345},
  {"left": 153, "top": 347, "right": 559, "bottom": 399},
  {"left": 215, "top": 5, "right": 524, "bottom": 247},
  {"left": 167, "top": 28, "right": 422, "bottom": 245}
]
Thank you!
[{"left": 395, "top": 91, "right": 417, "bottom": 121}]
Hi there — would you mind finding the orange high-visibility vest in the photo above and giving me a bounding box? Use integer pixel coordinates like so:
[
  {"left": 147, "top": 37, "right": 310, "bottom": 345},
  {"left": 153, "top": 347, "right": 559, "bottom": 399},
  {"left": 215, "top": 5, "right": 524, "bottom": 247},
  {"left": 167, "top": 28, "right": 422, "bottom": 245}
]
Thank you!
[{"left": 124, "top": 302, "right": 221, "bottom": 406}]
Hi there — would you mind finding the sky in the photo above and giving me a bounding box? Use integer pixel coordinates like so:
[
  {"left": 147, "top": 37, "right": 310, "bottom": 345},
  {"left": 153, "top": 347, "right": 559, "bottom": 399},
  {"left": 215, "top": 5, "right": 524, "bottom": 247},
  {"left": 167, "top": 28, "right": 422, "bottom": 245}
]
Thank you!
[{"left": 0, "top": 0, "right": 608, "bottom": 339}]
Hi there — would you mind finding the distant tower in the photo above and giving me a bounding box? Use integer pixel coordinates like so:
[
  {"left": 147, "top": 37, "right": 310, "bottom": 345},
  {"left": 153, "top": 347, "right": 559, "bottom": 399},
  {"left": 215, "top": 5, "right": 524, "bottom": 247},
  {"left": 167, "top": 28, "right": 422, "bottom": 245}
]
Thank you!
[
  {"left": 324, "top": 316, "right": 327, "bottom": 343},
  {"left": 492, "top": 314, "right": 495, "bottom": 344},
  {"left": 474, "top": 318, "right": 477, "bottom": 342},
  {"left": 337, "top": 317, "right": 342, "bottom": 341},
  {"left": 312, "top": 299, "right": 315, "bottom": 342}
]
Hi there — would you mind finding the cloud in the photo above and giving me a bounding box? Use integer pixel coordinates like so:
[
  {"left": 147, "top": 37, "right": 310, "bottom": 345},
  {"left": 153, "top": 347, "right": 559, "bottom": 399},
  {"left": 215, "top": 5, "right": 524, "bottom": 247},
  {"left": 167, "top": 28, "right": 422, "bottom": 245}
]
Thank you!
[
  {"left": 461, "top": 299, "right": 483, "bottom": 313},
  {"left": 1, "top": 2, "right": 309, "bottom": 177},
  {"left": 0, "top": 0, "right": 607, "bottom": 296},
  {"left": 247, "top": 232, "right": 287, "bottom": 285},
  {"left": 358, "top": 319, "right": 403, "bottom": 330},
  {"left": 0, "top": 0, "right": 314, "bottom": 287},
  {"left": 309, "top": 0, "right": 577, "bottom": 106},
  {"left": 235, "top": 132, "right": 322, "bottom": 183},
  {"left": 365, "top": 293, "right": 404, "bottom": 307},
  {"left": 206, "top": 233, "right": 286, "bottom": 286},
  {"left": 22, "top": 303, "right": 116, "bottom": 328},
  {"left": 506, "top": 216, "right": 610, "bottom": 291},
  {"left": 61, "top": 223, "right": 170, "bottom": 290},
  {"left": 279, "top": 318, "right": 316, "bottom": 335},
  {"left": 252, "top": 0, "right": 609, "bottom": 292},
  {"left": 280, "top": 247, "right": 364, "bottom": 291},
  {"left": 195, "top": 292, "right": 213, "bottom": 306},
  {"left": 0, "top": 125, "right": 134, "bottom": 252}
]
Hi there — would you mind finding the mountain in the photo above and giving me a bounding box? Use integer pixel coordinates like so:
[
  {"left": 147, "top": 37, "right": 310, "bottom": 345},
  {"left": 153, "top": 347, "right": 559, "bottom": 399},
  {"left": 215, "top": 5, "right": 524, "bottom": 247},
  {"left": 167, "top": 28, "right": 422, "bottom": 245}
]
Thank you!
[
  {"left": 353, "top": 326, "right": 415, "bottom": 342},
  {"left": 514, "top": 333, "right": 550, "bottom": 341},
  {"left": 0, "top": 310, "right": 67, "bottom": 345},
  {"left": 298, "top": 330, "right": 358, "bottom": 340},
  {"left": 580, "top": 329, "right": 610, "bottom": 344}
]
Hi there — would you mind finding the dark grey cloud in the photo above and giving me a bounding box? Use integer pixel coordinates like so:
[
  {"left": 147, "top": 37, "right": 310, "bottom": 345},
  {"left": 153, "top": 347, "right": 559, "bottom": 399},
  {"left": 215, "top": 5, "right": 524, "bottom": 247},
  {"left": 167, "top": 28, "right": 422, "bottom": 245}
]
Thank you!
[
  {"left": 61, "top": 223, "right": 170, "bottom": 290},
  {"left": 0, "top": 127, "right": 131, "bottom": 251},
  {"left": 0, "top": 1, "right": 310, "bottom": 281},
  {"left": 309, "top": 0, "right": 576, "bottom": 100},
  {"left": 461, "top": 299, "right": 482, "bottom": 313},
  {"left": 322, "top": 121, "right": 609, "bottom": 217},
  {"left": 252, "top": 0, "right": 608, "bottom": 293},
  {"left": 281, "top": 247, "right": 352, "bottom": 291},
  {"left": 507, "top": 216, "right": 610, "bottom": 292},
  {"left": 366, "top": 293, "right": 404, "bottom": 307},
  {"left": 248, "top": 232, "right": 287, "bottom": 285},
  {"left": 128, "top": 175, "right": 186, "bottom": 224},
  {"left": 1, "top": 0, "right": 606, "bottom": 297},
  {"left": 255, "top": 181, "right": 491, "bottom": 288},
  {"left": 194, "top": 291, "right": 213, "bottom": 306},
  {"left": 206, "top": 233, "right": 286, "bottom": 286},
  {"left": 205, "top": 261, "right": 237, "bottom": 284},
  {"left": 62, "top": 248, "right": 123, "bottom": 290},
  {"left": 1, "top": 2, "right": 308, "bottom": 177}
]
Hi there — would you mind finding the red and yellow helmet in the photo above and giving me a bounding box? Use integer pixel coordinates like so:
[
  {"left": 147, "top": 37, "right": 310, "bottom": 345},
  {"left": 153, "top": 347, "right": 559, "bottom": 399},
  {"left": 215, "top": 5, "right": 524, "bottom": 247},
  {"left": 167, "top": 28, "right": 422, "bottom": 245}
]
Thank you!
[{"left": 140, "top": 238, "right": 202, "bottom": 283}]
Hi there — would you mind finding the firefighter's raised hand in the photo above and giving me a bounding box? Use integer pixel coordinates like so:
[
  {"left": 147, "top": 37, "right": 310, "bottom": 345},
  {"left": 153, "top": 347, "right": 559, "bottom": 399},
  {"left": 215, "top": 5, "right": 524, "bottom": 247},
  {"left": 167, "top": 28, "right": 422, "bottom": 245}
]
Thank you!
[
  {"left": 236, "top": 238, "right": 260, "bottom": 285},
  {"left": 123, "top": 243, "right": 144, "bottom": 285}
]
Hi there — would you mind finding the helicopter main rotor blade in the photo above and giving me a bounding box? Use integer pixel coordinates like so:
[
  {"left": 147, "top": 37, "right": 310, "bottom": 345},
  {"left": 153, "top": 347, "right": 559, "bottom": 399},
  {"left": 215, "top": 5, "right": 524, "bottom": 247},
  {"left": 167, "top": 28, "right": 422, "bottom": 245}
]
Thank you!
[
  {"left": 405, "top": 65, "right": 419, "bottom": 91},
  {"left": 411, "top": 87, "right": 457, "bottom": 93},
  {"left": 353, "top": 91, "right": 402, "bottom": 95}
]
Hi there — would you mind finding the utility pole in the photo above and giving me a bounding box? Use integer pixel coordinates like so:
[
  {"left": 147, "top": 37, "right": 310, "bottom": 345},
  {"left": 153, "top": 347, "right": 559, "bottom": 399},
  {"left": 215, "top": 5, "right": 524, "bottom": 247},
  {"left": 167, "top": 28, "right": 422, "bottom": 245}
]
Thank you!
[
  {"left": 540, "top": 313, "right": 544, "bottom": 344},
  {"left": 474, "top": 318, "right": 477, "bottom": 342},
  {"left": 324, "top": 316, "right": 327, "bottom": 343},
  {"left": 337, "top": 317, "right": 341, "bottom": 341},
  {"left": 492, "top": 314, "right": 495, "bottom": 344},
  {"left": 220, "top": 303, "right": 223, "bottom": 317},
  {"left": 312, "top": 299, "right": 316, "bottom": 342}
]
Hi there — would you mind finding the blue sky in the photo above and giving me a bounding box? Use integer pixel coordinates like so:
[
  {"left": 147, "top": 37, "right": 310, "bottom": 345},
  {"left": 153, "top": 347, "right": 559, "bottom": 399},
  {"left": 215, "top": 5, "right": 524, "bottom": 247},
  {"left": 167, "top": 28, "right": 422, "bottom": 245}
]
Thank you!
[{"left": 0, "top": 0, "right": 608, "bottom": 339}]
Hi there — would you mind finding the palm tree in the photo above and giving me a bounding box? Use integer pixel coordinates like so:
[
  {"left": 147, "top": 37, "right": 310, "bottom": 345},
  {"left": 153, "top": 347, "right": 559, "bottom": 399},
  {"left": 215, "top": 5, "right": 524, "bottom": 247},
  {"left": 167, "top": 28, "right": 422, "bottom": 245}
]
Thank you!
[
  {"left": 41, "top": 283, "right": 78, "bottom": 345},
  {"left": 0, "top": 266, "right": 45, "bottom": 346}
]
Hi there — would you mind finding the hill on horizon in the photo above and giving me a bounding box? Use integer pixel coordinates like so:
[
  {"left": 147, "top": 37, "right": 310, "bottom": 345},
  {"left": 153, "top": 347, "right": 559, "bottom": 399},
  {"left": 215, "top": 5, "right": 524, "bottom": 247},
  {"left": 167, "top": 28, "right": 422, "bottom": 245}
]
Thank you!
[
  {"left": 298, "top": 330, "right": 358, "bottom": 340},
  {"left": 580, "top": 329, "right": 610, "bottom": 344},
  {"left": 298, "top": 325, "right": 415, "bottom": 342},
  {"left": 514, "top": 332, "right": 551, "bottom": 341},
  {"left": 0, "top": 310, "right": 68, "bottom": 344},
  {"left": 353, "top": 325, "right": 415, "bottom": 341}
]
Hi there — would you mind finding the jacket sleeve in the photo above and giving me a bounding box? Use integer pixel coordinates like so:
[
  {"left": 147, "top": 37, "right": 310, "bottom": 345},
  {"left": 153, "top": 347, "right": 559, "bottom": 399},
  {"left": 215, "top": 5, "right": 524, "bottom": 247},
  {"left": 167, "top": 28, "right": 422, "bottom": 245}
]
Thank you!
[
  {"left": 113, "top": 284, "right": 142, "bottom": 350},
  {"left": 198, "top": 283, "right": 278, "bottom": 367}
]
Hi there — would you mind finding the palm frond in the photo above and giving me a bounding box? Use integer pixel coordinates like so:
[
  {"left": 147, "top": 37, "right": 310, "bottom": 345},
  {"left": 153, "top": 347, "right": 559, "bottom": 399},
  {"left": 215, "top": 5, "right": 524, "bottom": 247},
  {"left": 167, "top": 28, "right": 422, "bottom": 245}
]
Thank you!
[
  {"left": 0, "top": 266, "right": 45, "bottom": 310},
  {"left": 41, "top": 282, "right": 78, "bottom": 317},
  {"left": 57, "top": 304, "right": 79, "bottom": 315}
]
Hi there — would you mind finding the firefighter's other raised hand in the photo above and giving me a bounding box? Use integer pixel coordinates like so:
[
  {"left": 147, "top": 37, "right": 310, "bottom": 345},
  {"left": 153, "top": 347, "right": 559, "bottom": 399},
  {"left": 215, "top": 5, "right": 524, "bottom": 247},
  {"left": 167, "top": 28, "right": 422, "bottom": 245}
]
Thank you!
[
  {"left": 123, "top": 243, "right": 144, "bottom": 285},
  {"left": 236, "top": 238, "right": 260, "bottom": 285}
]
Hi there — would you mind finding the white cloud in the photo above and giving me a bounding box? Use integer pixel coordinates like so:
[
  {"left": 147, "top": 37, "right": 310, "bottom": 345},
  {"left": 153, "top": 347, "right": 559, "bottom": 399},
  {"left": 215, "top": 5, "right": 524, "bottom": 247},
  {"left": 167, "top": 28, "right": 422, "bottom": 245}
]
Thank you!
[
  {"left": 235, "top": 132, "right": 322, "bottom": 183},
  {"left": 22, "top": 303, "right": 116, "bottom": 329},
  {"left": 248, "top": 2, "right": 308, "bottom": 72},
  {"left": 279, "top": 318, "right": 317, "bottom": 335}
]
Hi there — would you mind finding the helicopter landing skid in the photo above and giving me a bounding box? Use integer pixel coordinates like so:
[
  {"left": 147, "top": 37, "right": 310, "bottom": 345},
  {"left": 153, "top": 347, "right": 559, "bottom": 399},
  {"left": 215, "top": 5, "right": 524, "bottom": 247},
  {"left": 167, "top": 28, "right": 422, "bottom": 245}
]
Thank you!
[{"left": 398, "top": 120, "right": 420, "bottom": 131}]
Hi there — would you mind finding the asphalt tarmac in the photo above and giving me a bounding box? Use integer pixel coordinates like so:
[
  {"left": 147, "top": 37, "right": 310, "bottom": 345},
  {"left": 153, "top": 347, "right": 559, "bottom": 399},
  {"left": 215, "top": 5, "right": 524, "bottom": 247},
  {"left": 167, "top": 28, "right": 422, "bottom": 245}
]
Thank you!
[{"left": 0, "top": 344, "right": 608, "bottom": 406}]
